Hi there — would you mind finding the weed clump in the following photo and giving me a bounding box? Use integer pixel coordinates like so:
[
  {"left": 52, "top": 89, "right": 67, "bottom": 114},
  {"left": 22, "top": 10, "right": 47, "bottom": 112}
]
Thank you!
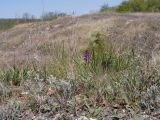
[{"left": 78, "top": 32, "right": 129, "bottom": 75}]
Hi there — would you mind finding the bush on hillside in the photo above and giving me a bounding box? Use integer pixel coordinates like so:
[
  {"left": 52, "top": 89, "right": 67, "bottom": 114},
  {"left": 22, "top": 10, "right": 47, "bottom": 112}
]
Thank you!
[
  {"left": 100, "top": 0, "right": 160, "bottom": 12},
  {"left": 100, "top": 4, "right": 110, "bottom": 12},
  {"left": 116, "top": 0, "right": 160, "bottom": 12},
  {"left": 100, "top": 4, "right": 116, "bottom": 12}
]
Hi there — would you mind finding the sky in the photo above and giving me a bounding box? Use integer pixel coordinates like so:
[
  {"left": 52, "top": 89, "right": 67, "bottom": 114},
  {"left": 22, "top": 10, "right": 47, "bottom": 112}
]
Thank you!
[{"left": 0, "top": 0, "right": 123, "bottom": 18}]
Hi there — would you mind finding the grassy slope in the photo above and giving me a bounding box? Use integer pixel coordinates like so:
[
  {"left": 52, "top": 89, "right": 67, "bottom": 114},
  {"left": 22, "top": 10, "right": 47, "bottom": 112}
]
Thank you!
[
  {"left": 0, "top": 13, "right": 160, "bottom": 119},
  {"left": 0, "top": 13, "right": 160, "bottom": 66}
]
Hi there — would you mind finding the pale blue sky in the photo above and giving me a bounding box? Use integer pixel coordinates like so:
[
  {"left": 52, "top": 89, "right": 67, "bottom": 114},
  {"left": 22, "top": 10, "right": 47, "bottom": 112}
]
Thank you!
[{"left": 0, "top": 0, "right": 123, "bottom": 18}]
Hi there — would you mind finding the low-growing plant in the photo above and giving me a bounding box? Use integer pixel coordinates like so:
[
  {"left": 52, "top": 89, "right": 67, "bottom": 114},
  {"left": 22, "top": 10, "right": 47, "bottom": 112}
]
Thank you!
[{"left": 0, "top": 100, "right": 24, "bottom": 120}]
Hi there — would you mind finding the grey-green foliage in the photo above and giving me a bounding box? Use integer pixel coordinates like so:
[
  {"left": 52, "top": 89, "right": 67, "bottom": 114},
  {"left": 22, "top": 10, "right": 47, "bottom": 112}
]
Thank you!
[{"left": 0, "top": 100, "right": 24, "bottom": 120}]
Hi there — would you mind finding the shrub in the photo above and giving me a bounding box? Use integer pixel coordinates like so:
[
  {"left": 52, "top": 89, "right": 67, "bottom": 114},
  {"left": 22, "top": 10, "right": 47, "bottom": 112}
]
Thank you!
[
  {"left": 100, "top": 4, "right": 116, "bottom": 12},
  {"left": 116, "top": 0, "right": 160, "bottom": 12},
  {"left": 116, "top": 1, "right": 132, "bottom": 12},
  {"left": 100, "top": 4, "right": 110, "bottom": 12}
]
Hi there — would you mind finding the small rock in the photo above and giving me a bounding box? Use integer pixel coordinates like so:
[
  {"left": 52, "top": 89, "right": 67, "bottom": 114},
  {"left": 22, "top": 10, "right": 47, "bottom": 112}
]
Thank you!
[
  {"left": 76, "top": 116, "right": 97, "bottom": 120},
  {"left": 52, "top": 113, "right": 61, "bottom": 120},
  {"left": 112, "top": 104, "right": 120, "bottom": 109},
  {"left": 21, "top": 91, "right": 29, "bottom": 95},
  {"left": 54, "top": 24, "right": 61, "bottom": 28},
  {"left": 112, "top": 116, "right": 120, "bottom": 120},
  {"left": 40, "top": 104, "right": 51, "bottom": 113},
  {"left": 139, "top": 102, "right": 147, "bottom": 111},
  {"left": 76, "top": 116, "right": 89, "bottom": 120}
]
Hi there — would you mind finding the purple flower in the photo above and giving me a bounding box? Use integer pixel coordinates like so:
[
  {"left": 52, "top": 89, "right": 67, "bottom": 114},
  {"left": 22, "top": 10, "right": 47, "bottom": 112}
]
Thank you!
[{"left": 83, "top": 50, "right": 90, "bottom": 62}]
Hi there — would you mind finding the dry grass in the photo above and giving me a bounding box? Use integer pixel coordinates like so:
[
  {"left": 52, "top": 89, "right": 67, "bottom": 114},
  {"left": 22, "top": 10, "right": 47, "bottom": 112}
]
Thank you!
[
  {"left": 0, "top": 13, "right": 160, "bottom": 119},
  {"left": 0, "top": 13, "right": 159, "bottom": 66}
]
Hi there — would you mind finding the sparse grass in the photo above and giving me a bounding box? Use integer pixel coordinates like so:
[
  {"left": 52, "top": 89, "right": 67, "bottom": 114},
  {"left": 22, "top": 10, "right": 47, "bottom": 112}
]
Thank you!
[
  {"left": 0, "top": 33, "right": 158, "bottom": 104},
  {"left": 1, "top": 32, "right": 160, "bottom": 119},
  {"left": 0, "top": 14, "right": 160, "bottom": 119}
]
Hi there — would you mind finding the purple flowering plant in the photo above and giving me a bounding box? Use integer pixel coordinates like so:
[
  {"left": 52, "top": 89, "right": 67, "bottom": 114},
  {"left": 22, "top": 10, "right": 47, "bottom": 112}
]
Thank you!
[{"left": 83, "top": 50, "right": 90, "bottom": 63}]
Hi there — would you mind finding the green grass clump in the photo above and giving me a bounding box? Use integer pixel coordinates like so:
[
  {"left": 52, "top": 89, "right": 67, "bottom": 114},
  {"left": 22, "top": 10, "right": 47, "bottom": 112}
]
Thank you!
[{"left": 0, "top": 65, "right": 30, "bottom": 86}]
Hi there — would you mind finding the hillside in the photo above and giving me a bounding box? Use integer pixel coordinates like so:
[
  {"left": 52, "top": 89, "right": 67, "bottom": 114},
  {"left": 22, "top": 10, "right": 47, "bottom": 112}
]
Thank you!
[
  {"left": 0, "top": 13, "right": 160, "bottom": 66},
  {"left": 0, "top": 13, "right": 160, "bottom": 119}
]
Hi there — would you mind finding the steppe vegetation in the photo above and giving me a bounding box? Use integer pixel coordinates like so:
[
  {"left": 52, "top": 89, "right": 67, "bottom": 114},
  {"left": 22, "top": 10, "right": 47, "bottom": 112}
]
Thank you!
[{"left": 0, "top": 1, "right": 160, "bottom": 119}]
